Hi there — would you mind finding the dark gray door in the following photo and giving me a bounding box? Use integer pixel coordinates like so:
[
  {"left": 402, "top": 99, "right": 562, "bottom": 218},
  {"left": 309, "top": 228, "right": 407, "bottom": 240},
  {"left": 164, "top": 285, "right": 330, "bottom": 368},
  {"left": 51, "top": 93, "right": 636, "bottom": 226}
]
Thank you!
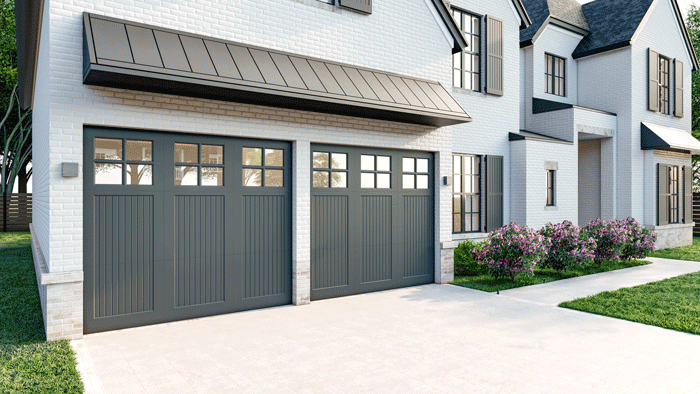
[
  {"left": 310, "top": 144, "right": 434, "bottom": 300},
  {"left": 84, "top": 127, "right": 291, "bottom": 333}
]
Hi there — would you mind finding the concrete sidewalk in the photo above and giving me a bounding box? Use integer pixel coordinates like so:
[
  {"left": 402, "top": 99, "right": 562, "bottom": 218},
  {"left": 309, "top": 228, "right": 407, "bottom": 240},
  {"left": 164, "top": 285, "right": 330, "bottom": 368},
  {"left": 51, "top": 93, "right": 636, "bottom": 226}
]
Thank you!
[
  {"left": 500, "top": 257, "right": 700, "bottom": 306},
  {"left": 72, "top": 258, "right": 700, "bottom": 394}
]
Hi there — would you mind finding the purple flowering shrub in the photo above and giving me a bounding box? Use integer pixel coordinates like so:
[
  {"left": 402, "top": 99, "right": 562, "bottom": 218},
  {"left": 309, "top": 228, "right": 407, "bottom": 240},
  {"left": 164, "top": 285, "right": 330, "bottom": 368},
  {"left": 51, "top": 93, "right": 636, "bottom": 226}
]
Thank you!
[
  {"left": 582, "top": 218, "right": 628, "bottom": 264},
  {"left": 620, "top": 217, "right": 657, "bottom": 260},
  {"left": 582, "top": 218, "right": 657, "bottom": 263},
  {"left": 474, "top": 223, "right": 547, "bottom": 280},
  {"left": 539, "top": 221, "right": 596, "bottom": 271}
]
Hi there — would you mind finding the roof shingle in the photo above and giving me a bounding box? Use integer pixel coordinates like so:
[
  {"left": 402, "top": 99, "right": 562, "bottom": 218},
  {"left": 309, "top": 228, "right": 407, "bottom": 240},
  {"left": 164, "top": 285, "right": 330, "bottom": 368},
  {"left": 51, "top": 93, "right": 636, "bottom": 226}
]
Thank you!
[
  {"left": 520, "top": 0, "right": 589, "bottom": 43},
  {"left": 572, "top": 0, "right": 654, "bottom": 58}
]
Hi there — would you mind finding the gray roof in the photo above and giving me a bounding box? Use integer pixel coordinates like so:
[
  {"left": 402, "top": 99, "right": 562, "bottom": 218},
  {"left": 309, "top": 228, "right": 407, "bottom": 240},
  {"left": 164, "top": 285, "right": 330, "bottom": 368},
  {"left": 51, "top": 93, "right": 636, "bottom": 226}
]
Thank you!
[
  {"left": 83, "top": 13, "right": 472, "bottom": 127},
  {"left": 510, "top": 130, "right": 574, "bottom": 144},
  {"left": 572, "top": 0, "right": 653, "bottom": 58},
  {"left": 520, "top": 0, "right": 590, "bottom": 43}
]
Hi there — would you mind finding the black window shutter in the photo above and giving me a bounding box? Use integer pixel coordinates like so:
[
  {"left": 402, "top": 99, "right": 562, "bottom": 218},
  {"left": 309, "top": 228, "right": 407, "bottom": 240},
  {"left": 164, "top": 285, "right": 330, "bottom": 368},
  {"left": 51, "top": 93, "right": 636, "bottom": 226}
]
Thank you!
[
  {"left": 648, "top": 48, "right": 659, "bottom": 112},
  {"left": 675, "top": 59, "right": 684, "bottom": 118},
  {"left": 685, "top": 165, "right": 693, "bottom": 224},
  {"left": 485, "top": 15, "right": 503, "bottom": 96},
  {"left": 658, "top": 163, "right": 669, "bottom": 225},
  {"left": 485, "top": 155, "right": 503, "bottom": 232},
  {"left": 338, "top": 0, "right": 372, "bottom": 14}
]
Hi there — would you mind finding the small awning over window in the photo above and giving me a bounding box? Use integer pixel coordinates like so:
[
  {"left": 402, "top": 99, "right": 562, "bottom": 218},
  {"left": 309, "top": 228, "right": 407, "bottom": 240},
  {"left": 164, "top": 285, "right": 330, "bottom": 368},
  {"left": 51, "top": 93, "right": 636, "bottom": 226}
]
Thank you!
[
  {"left": 82, "top": 13, "right": 472, "bottom": 127},
  {"left": 641, "top": 122, "right": 700, "bottom": 154}
]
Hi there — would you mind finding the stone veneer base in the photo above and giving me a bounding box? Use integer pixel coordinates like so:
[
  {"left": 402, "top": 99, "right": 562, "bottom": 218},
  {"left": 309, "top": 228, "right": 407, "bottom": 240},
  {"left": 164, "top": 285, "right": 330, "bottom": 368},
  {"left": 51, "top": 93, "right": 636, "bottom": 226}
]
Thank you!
[
  {"left": 652, "top": 223, "right": 694, "bottom": 250},
  {"left": 30, "top": 224, "right": 84, "bottom": 341}
]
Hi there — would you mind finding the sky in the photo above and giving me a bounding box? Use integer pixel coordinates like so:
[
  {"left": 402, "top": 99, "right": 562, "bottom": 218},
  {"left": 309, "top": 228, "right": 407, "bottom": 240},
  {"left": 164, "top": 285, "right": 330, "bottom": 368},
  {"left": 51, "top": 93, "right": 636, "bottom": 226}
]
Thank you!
[{"left": 576, "top": 0, "right": 695, "bottom": 16}]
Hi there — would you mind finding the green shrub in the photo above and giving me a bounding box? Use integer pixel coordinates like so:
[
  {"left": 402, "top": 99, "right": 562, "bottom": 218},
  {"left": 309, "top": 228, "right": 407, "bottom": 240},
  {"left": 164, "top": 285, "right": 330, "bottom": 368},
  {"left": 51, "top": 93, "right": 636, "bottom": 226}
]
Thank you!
[{"left": 454, "top": 239, "right": 486, "bottom": 276}]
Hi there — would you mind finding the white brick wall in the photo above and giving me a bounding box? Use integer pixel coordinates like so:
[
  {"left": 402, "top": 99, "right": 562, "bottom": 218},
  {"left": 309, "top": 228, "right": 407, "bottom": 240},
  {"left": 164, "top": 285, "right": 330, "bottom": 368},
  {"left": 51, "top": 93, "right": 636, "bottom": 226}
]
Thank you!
[
  {"left": 41, "top": 0, "right": 461, "bottom": 276},
  {"left": 32, "top": 0, "right": 51, "bottom": 266},
  {"left": 520, "top": 0, "right": 693, "bottom": 246},
  {"left": 631, "top": 0, "right": 693, "bottom": 223},
  {"left": 513, "top": 139, "right": 578, "bottom": 229},
  {"left": 448, "top": 0, "right": 521, "bottom": 240},
  {"left": 530, "top": 25, "right": 582, "bottom": 105},
  {"left": 36, "top": 0, "right": 503, "bottom": 338}
]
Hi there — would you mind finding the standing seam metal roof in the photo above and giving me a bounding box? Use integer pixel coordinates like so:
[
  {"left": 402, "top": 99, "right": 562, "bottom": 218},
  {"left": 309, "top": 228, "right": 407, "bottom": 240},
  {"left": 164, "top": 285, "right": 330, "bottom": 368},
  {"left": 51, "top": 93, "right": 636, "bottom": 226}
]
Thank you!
[{"left": 82, "top": 13, "right": 472, "bottom": 127}]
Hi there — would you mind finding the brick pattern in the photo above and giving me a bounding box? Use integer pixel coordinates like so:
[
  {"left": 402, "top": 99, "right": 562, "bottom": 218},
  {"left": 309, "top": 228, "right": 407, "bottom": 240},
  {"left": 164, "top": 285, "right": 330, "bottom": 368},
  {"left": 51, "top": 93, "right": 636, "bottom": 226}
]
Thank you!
[
  {"left": 292, "top": 141, "right": 311, "bottom": 305},
  {"left": 36, "top": 0, "right": 528, "bottom": 338},
  {"left": 30, "top": 224, "right": 84, "bottom": 340},
  {"left": 448, "top": 0, "right": 521, "bottom": 241}
]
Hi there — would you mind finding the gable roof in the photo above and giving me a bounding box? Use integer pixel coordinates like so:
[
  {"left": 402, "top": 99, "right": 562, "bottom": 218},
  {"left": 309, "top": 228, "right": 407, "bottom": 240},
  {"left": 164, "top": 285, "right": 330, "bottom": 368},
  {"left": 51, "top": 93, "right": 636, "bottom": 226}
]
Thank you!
[
  {"left": 572, "top": 0, "right": 698, "bottom": 70},
  {"left": 430, "top": 0, "right": 469, "bottom": 54},
  {"left": 436, "top": 0, "right": 531, "bottom": 54},
  {"left": 571, "top": 0, "right": 653, "bottom": 58},
  {"left": 520, "top": 0, "right": 590, "bottom": 45}
]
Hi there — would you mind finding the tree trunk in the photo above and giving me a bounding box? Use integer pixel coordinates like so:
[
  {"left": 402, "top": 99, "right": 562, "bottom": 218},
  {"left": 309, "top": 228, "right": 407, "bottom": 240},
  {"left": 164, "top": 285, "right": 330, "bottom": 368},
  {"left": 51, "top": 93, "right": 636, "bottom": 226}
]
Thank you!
[{"left": 17, "top": 162, "right": 28, "bottom": 193}]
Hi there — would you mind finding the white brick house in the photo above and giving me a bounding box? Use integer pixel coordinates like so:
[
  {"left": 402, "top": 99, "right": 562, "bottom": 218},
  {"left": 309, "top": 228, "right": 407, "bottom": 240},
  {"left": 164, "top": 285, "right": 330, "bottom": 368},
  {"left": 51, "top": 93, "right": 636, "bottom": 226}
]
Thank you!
[
  {"left": 13, "top": 0, "right": 697, "bottom": 341},
  {"left": 518, "top": 0, "right": 700, "bottom": 247}
]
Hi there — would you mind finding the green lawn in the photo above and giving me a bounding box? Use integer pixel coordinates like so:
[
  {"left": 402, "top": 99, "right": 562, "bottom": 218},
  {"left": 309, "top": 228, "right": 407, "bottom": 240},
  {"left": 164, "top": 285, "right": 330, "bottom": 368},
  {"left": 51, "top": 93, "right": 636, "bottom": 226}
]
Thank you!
[
  {"left": 560, "top": 271, "right": 700, "bottom": 335},
  {"left": 451, "top": 260, "right": 651, "bottom": 292},
  {"left": 650, "top": 237, "right": 700, "bottom": 261},
  {"left": 0, "top": 232, "right": 83, "bottom": 393}
]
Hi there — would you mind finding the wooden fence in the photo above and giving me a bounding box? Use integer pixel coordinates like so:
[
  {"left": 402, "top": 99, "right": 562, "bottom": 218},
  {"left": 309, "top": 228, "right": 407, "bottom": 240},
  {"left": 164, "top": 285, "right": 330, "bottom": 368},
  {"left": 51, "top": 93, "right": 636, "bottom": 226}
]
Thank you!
[
  {"left": 694, "top": 193, "right": 700, "bottom": 237},
  {"left": 0, "top": 193, "right": 32, "bottom": 232}
]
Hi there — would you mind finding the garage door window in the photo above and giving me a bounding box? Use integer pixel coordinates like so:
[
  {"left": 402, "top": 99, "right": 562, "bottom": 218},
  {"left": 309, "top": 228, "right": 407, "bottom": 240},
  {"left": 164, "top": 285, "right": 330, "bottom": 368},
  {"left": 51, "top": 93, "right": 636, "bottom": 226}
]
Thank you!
[
  {"left": 175, "top": 143, "right": 224, "bottom": 186},
  {"left": 312, "top": 152, "right": 348, "bottom": 188},
  {"left": 361, "top": 155, "right": 391, "bottom": 189},
  {"left": 95, "top": 138, "right": 153, "bottom": 185},
  {"left": 402, "top": 157, "right": 429, "bottom": 189},
  {"left": 243, "top": 147, "right": 284, "bottom": 187}
]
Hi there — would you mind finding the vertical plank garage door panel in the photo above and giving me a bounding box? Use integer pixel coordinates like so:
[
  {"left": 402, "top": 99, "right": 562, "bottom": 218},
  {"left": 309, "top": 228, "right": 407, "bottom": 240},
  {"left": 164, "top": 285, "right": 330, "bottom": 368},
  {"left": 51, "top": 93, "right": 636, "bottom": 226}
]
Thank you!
[
  {"left": 403, "top": 196, "right": 433, "bottom": 278},
  {"left": 310, "top": 144, "right": 434, "bottom": 300},
  {"left": 84, "top": 128, "right": 291, "bottom": 333},
  {"left": 174, "top": 195, "right": 225, "bottom": 308},
  {"left": 311, "top": 196, "right": 350, "bottom": 290},
  {"left": 362, "top": 196, "right": 392, "bottom": 283},
  {"left": 93, "top": 195, "right": 154, "bottom": 317},
  {"left": 243, "top": 195, "right": 287, "bottom": 299}
]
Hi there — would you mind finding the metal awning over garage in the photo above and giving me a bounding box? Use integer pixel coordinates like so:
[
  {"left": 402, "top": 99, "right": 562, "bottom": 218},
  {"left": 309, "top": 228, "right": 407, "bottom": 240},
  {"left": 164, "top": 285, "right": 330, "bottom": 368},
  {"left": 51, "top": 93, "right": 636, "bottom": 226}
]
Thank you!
[
  {"left": 82, "top": 13, "right": 472, "bottom": 127},
  {"left": 641, "top": 122, "right": 700, "bottom": 154}
]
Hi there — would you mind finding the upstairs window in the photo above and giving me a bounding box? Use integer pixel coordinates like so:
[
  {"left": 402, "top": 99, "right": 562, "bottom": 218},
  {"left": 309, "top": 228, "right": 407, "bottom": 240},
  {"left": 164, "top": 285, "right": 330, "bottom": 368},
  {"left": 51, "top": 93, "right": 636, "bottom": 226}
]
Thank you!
[
  {"left": 452, "top": 8, "right": 481, "bottom": 91},
  {"left": 658, "top": 56, "right": 670, "bottom": 115},
  {"left": 545, "top": 53, "right": 565, "bottom": 97}
]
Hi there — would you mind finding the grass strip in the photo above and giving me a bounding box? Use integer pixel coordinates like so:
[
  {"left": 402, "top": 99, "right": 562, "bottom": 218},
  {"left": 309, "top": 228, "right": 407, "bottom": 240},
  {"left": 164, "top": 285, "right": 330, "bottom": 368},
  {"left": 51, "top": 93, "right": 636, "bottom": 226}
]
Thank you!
[
  {"left": 559, "top": 271, "right": 700, "bottom": 335},
  {"left": 0, "top": 232, "right": 83, "bottom": 393},
  {"left": 650, "top": 237, "right": 700, "bottom": 262},
  {"left": 451, "top": 260, "right": 650, "bottom": 292}
]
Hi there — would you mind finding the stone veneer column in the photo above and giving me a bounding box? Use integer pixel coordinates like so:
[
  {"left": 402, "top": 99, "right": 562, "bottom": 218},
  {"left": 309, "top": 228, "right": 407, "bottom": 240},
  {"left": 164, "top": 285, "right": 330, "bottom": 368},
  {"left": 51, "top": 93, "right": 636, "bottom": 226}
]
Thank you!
[
  {"left": 437, "top": 243, "right": 457, "bottom": 284},
  {"left": 30, "top": 224, "right": 84, "bottom": 340},
  {"left": 292, "top": 140, "right": 311, "bottom": 305}
]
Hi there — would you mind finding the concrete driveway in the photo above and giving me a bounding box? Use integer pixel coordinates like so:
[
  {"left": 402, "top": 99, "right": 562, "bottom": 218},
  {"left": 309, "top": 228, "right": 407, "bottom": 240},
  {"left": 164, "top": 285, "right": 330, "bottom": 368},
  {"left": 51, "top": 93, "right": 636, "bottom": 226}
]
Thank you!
[{"left": 74, "top": 260, "right": 700, "bottom": 394}]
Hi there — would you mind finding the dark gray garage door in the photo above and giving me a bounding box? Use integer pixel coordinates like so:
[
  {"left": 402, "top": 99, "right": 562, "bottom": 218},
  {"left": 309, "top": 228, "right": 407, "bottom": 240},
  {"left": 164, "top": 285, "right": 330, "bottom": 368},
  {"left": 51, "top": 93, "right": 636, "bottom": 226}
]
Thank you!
[
  {"left": 83, "top": 127, "right": 291, "bottom": 333},
  {"left": 310, "top": 144, "right": 434, "bottom": 300}
]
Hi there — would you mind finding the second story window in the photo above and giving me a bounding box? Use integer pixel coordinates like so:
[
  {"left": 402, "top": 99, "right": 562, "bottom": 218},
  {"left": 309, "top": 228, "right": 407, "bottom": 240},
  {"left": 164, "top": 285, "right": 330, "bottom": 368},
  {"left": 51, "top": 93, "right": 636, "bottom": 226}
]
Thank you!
[
  {"left": 452, "top": 8, "right": 480, "bottom": 91},
  {"left": 545, "top": 53, "right": 565, "bottom": 97},
  {"left": 659, "top": 56, "right": 670, "bottom": 115}
]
